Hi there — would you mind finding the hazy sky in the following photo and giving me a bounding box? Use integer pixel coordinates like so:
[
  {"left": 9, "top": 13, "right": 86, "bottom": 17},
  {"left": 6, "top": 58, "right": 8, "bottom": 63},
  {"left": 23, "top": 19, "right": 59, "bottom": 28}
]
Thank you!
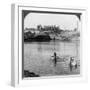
[{"left": 24, "top": 13, "right": 80, "bottom": 30}]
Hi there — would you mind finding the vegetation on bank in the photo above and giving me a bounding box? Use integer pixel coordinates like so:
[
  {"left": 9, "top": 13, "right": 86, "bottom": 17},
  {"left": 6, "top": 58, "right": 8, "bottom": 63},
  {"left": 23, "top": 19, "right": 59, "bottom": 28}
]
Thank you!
[
  {"left": 24, "top": 70, "right": 40, "bottom": 77},
  {"left": 24, "top": 25, "right": 80, "bottom": 42}
]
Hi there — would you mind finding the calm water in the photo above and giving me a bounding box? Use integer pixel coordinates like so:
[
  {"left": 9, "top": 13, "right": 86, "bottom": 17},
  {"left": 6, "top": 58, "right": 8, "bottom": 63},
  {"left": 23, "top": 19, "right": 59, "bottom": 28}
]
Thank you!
[{"left": 24, "top": 40, "right": 80, "bottom": 76}]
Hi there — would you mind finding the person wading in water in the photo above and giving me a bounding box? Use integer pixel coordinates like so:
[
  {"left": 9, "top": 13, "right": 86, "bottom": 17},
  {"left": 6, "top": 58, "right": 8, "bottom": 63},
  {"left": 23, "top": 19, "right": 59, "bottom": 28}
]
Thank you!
[
  {"left": 69, "top": 57, "right": 77, "bottom": 71},
  {"left": 53, "top": 36, "right": 58, "bottom": 67},
  {"left": 53, "top": 52, "right": 57, "bottom": 67}
]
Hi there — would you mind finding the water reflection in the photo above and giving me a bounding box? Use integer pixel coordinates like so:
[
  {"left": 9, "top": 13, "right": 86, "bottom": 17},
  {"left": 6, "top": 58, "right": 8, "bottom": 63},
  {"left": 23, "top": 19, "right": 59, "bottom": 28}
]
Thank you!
[
  {"left": 24, "top": 40, "right": 80, "bottom": 76},
  {"left": 24, "top": 40, "right": 79, "bottom": 57}
]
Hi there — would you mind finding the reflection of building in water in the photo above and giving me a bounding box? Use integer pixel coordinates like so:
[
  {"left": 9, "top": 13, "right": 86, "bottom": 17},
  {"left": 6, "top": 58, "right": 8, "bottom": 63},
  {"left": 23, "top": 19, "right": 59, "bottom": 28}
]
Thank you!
[
  {"left": 62, "top": 41, "right": 79, "bottom": 57},
  {"left": 24, "top": 40, "right": 80, "bottom": 73},
  {"left": 76, "top": 41, "right": 79, "bottom": 58},
  {"left": 37, "top": 43, "right": 43, "bottom": 52}
]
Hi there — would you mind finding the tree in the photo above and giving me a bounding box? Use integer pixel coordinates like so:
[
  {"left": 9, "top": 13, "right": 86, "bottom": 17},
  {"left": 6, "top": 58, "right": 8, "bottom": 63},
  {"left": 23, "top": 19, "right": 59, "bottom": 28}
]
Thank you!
[{"left": 37, "top": 25, "right": 42, "bottom": 31}]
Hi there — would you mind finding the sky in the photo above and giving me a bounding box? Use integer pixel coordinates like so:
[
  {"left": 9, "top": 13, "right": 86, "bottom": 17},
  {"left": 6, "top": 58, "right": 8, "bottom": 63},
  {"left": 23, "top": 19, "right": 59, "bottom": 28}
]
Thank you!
[{"left": 24, "top": 13, "right": 80, "bottom": 30}]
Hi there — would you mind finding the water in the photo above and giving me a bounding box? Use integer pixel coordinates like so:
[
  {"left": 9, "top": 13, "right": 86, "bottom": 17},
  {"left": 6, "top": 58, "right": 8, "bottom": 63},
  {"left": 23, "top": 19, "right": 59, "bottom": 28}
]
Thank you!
[{"left": 24, "top": 40, "right": 80, "bottom": 77}]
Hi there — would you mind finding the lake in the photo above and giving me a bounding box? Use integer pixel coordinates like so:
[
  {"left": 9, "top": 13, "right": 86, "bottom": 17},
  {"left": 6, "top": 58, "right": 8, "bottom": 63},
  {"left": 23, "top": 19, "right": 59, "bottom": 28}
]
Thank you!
[{"left": 24, "top": 40, "right": 80, "bottom": 77}]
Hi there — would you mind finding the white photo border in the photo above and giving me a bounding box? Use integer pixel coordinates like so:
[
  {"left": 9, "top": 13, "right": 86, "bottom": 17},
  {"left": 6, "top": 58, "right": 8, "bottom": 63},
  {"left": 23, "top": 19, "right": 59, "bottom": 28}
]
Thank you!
[{"left": 11, "top": 4, "right": 87, "bottom": 87}]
